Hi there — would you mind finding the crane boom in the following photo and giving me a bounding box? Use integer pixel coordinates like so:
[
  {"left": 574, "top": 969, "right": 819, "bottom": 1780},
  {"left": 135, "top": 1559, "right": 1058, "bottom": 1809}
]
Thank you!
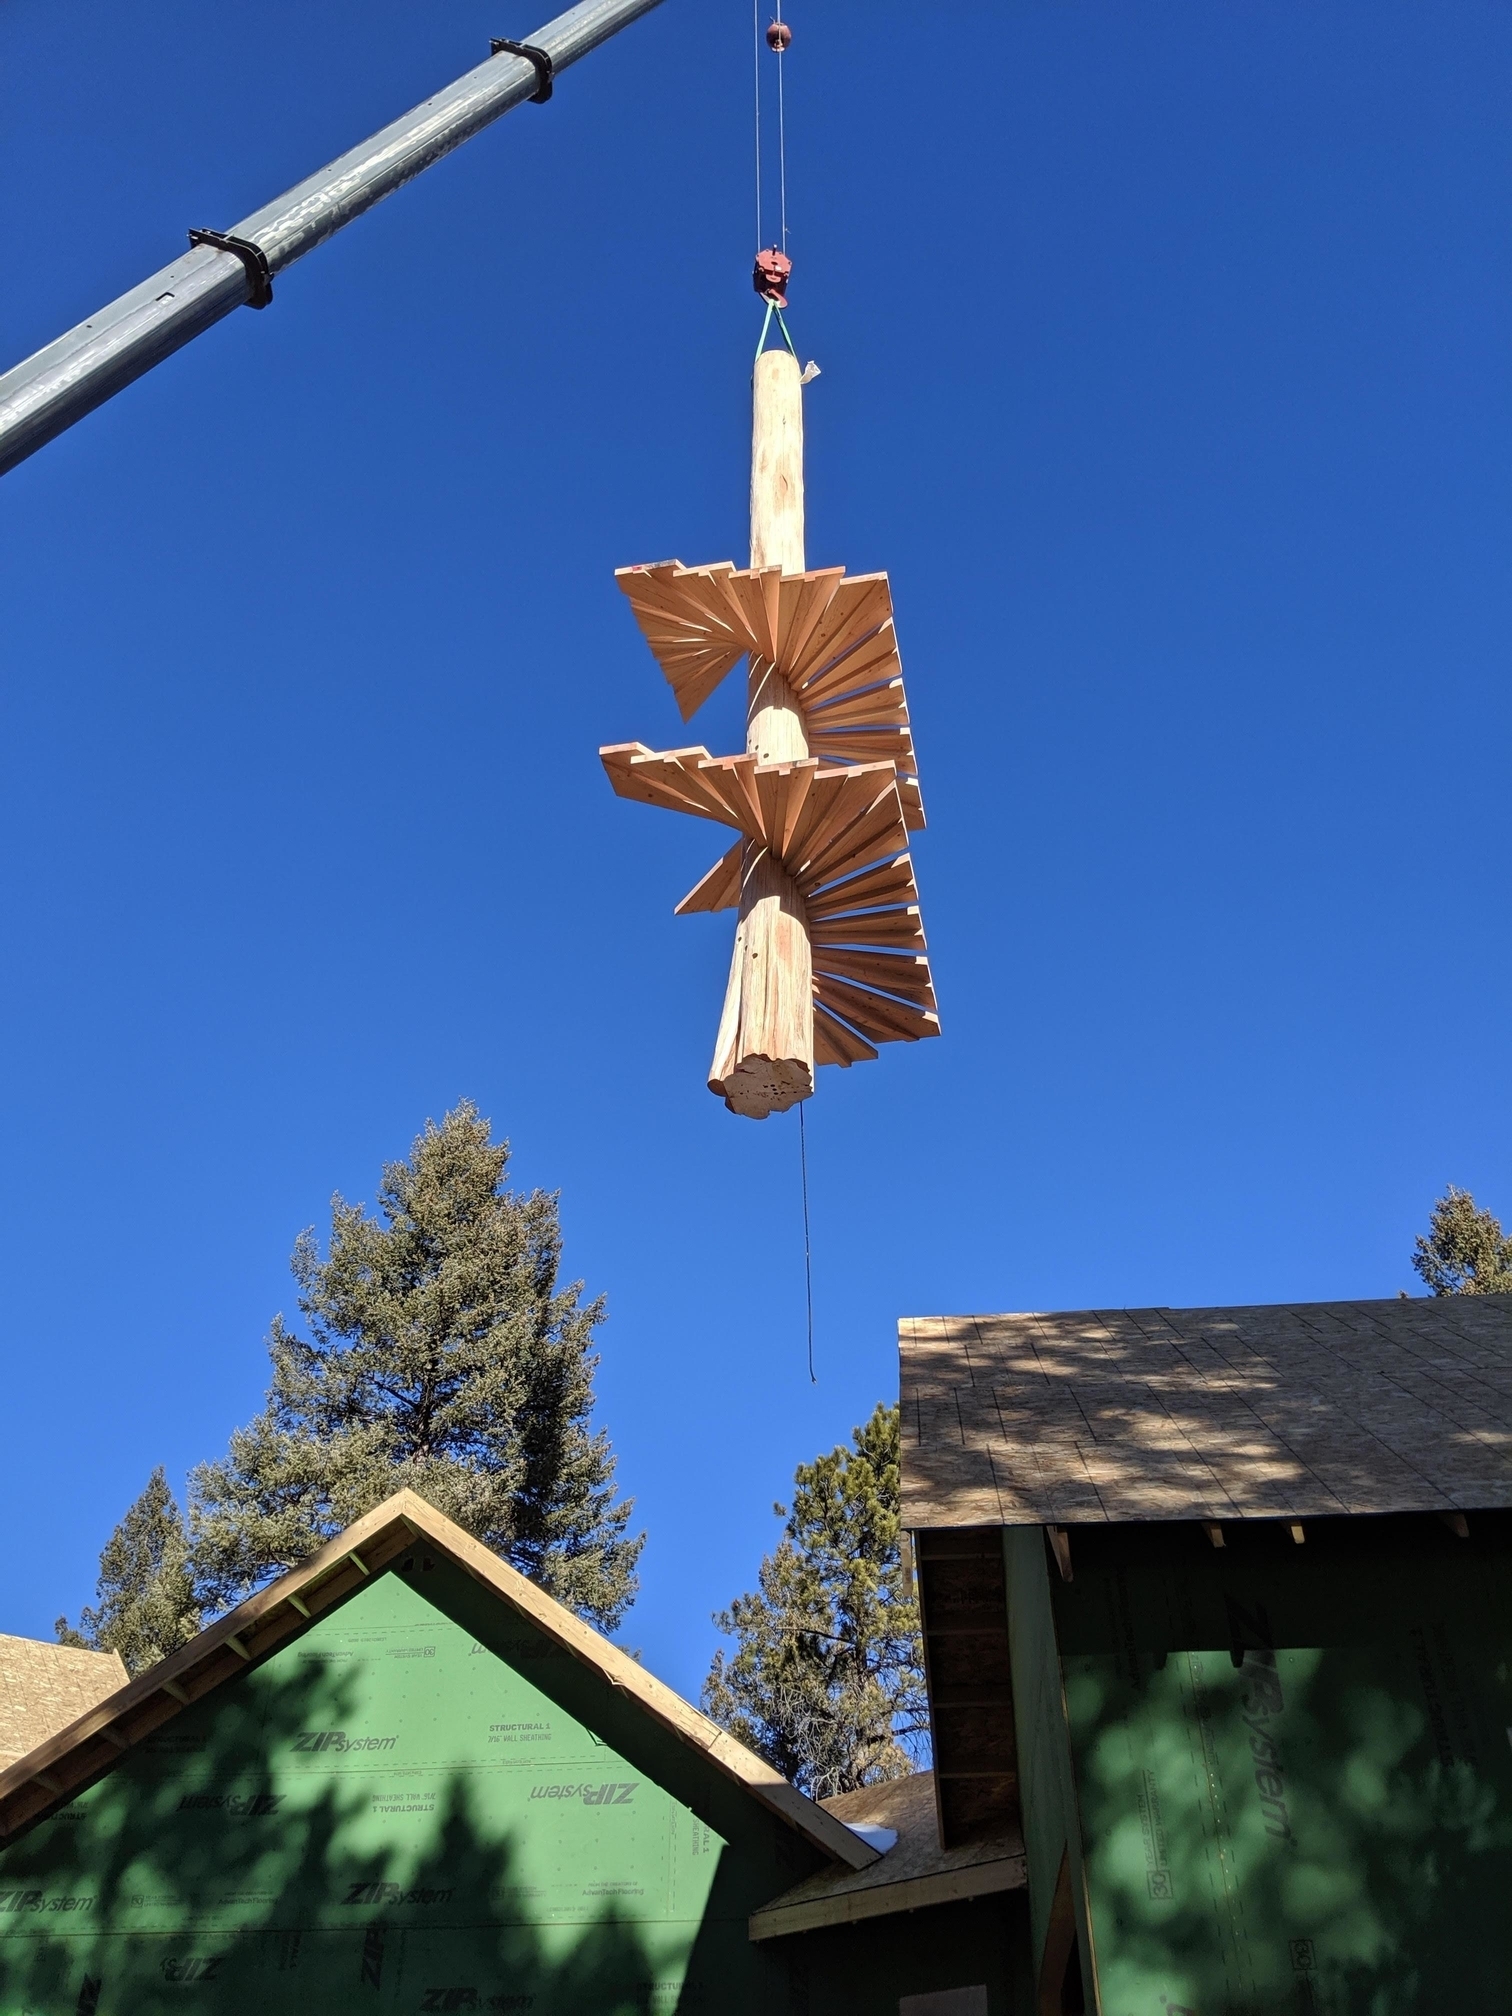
[{"left": 0, "top": 0, "right": 663, "bottom": 481}]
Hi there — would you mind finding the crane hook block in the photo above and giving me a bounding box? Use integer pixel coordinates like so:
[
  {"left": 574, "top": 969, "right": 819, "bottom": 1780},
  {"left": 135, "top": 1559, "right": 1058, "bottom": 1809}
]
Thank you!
[
  {"left": 753, "top": 247, "right": 791, "bottom": 307},
  {"left": 766, "top": 20, "right": 791, "bottom": 51},
  {"left": 490, "top": 39, "right": 554, "bottom": 101}
]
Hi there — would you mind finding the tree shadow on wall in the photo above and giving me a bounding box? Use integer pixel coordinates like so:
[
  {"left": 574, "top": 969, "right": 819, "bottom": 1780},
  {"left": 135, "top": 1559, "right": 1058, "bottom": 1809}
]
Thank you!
[
  {"left": 0, "top": 1652, "right": 757, "bottom": 2015},
  {"left": 1068, "top": 1635, "right": 1512, "bottom": 2016}
]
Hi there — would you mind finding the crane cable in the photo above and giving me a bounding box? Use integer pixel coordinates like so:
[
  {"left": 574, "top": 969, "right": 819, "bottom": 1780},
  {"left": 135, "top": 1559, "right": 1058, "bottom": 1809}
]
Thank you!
[
  {"left": 753, "top": 0, "right": 790, "bottom": 254},
  {"left": 775, "top": 1, "right": 789, "bottom": 254},
  {"left": 752, "top": 0, "right": 763, "bottom": 251},
  {"left": 799, "top": 1101, "right": 816, "bottom": 1384},
  {"left": 752, "top": 4, "right": 798, "bottom": 361}
]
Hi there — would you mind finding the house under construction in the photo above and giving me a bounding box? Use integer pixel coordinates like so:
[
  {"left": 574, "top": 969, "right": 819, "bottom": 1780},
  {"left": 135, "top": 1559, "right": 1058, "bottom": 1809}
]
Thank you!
[
  {"left": 901, "top": 1293, "right": 1512, "bottom": 2016},
  {"left": 0, "top": 1493, "right": 1023, "bottom": 2016},
  {"left": 5, "top": 1293, "right": 1510, "bottom": 2016}
]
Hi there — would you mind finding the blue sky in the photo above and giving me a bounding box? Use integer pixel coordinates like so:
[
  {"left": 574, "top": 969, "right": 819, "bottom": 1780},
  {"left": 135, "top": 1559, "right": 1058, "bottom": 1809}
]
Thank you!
[{"left": 1, "top": 0, "right": 1508, "bottom": 1701}]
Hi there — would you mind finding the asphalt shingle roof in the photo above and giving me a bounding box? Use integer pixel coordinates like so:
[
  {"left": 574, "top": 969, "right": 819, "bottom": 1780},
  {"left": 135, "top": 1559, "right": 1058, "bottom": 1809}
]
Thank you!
[
  {"left": 900, "top": 1295, "right": 1512, "bottom": 1528},
  {"left": 0, "top": 1637, "right": 126, "bottom": 1773}
]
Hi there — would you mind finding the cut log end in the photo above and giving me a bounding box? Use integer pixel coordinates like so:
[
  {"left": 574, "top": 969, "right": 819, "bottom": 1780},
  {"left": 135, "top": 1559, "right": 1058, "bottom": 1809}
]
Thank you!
[{"left": 710, "top": 1053, "right": 813, "bottom": 1120}]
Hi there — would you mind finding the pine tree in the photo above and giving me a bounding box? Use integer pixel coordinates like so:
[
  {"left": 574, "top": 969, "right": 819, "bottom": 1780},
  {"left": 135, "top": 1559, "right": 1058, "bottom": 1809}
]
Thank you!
[
  {"left": 190, "top": 1102, "right": 642, "bottom": 1631},
  {"left": 56, "top": 1468, "right": 201, "bottom": 1675},
  {"left": 1411, "top": 1186, "right": 1512, "bottom": 1295},
  {"left": 702, "top": 1403, "right": 927, "bottom": 1799}
]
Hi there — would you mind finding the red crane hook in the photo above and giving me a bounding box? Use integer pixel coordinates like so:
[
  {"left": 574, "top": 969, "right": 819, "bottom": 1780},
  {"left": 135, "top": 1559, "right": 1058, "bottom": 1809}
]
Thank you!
[{"left": 753, "top": 247, "right": 792, "bottom": 307}]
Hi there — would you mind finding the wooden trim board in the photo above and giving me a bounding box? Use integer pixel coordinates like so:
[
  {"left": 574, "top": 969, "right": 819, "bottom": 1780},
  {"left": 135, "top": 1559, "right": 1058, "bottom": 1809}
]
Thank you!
[{"left": 747, "top": 1852, "right": 1027, "bottom": 1941}]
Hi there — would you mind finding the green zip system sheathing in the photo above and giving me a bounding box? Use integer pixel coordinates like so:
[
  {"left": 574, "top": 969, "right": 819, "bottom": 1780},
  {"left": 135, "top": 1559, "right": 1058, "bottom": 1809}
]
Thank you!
[
  {"left": 1025, "top": 1513, "right": 1512, "bottom": 2016},
  {"left": 1003, "top": 1526, "right": 1090, "bottom": 1985},
  {"left": 0, "top": 1555, "right": 828, "bottom": 2015}
]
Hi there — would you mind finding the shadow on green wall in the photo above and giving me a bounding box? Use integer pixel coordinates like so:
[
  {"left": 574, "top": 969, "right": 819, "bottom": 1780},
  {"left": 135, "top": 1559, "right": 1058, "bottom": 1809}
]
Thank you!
[
  {"left": 1058, "top": 1522, "right": 1512, "bottom": 2016},
  {"left": 0, "top": 1649, "right": 753, "bottom": 2015}
]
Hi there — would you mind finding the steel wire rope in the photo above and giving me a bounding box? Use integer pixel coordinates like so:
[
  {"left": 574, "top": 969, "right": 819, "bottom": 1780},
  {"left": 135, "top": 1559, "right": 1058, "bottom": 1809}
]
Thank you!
[
  {"left": 774, "top": 0, "right": 788, "bottom": 252},
  {"left": 753, "top": 1, "right": 791, "bottom": 254},
  {"left": 799, "top": 1101, "right": 816, "bottom": 1382},
  {"left": 752, "top": 0, "right": 763, "bottom": 249}
]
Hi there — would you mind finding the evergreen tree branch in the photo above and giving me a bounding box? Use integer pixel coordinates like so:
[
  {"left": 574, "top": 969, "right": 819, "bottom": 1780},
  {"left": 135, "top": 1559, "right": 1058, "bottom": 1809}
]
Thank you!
[
  {"left": 188, "top": 1102, "right": 643, "bottom": 1630},
  {"left": 701, "top": 1403, "right": 927, "bottom": 1799}
]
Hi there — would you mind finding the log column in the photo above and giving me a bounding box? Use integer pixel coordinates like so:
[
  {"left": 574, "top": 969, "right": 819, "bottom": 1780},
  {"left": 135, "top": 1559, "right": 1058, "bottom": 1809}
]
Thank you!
[{"left": 708, "top": 348, "right": 815, "bottom": 1118}]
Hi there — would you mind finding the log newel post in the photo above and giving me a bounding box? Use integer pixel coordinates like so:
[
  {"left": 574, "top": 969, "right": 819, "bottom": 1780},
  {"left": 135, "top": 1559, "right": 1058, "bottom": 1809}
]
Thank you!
[{"left": 708, "top": 349, "right": 816, "bottom": 1118}]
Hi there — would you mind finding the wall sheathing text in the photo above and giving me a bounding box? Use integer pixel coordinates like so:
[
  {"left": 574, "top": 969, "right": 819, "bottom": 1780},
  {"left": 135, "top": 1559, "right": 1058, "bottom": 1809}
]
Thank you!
[{"left": 0, "top": 1558, "right": 825, "bottom": 2014}]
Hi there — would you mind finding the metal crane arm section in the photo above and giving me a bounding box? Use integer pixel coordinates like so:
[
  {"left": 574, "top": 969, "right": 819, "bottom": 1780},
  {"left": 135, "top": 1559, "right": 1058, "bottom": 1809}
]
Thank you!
[{"left": 0, "top": 0, "right": 663, "bottom": 480}]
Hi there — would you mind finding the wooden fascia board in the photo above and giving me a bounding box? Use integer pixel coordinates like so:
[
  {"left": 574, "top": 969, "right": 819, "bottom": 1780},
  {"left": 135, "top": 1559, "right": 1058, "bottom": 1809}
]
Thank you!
[
  {"left": 0, "top": 1490, "right": 876, "bottom": 1876},
  {"left": 747, "top": 1852, "right": 1028, "bottom": 1941}
]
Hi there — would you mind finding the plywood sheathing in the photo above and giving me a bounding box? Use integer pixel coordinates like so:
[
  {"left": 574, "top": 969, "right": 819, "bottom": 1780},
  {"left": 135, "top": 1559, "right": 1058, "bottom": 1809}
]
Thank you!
[{"left": 899, "top": 1294, "right": 1512, "bottom": 1530}]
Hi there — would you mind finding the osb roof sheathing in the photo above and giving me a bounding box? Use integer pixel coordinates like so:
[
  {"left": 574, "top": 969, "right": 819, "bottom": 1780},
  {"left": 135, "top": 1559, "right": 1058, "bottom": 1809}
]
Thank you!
[
  {"left": 900, "top": 1294, "right": 1512, "bottom": 1529},
  {"left": 0, "top": 1637, "right": 126, "bottom": 1772}
]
